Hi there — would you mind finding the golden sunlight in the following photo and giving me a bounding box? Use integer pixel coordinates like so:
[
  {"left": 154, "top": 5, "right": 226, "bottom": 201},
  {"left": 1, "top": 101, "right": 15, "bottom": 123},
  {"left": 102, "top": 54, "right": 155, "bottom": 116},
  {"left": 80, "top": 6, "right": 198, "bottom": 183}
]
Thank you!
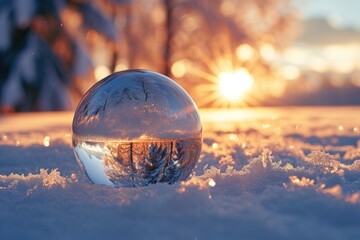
[{"left": 218, "top": 68, "right": 254, "bottom": 101}]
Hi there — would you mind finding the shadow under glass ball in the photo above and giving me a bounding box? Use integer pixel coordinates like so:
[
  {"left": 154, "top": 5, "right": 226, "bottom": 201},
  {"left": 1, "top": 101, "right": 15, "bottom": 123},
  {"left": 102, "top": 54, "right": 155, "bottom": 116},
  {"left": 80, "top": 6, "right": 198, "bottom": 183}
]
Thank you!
[{"left": 72, "top": 70, "right": 202, "bottom": 187}]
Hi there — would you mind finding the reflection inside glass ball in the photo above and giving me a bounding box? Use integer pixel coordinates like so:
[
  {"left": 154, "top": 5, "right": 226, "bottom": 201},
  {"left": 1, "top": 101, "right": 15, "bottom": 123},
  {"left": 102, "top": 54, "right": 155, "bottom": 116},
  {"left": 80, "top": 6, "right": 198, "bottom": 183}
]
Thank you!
[{"left": 72, "top": 70, "right": 202, "bottom": 187}]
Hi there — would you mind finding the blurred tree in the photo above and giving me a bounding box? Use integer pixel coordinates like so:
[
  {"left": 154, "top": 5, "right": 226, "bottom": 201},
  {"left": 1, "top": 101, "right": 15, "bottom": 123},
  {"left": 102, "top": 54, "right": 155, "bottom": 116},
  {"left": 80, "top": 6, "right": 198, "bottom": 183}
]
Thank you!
[
  {"left": 164, "top": 0, "right": 299, "bottom": 107},
  {"left": 163, "top": 0, "right": 174, "bottom": 77},
  {"left": 117, "top": 0, "right": 165, "bottom": 72},
  {"left": 0, "top": 0, "right": 298, "bottom": 111},
  {"left": 117, "top": 0, "right": 299, "bottom": 107},
  {"left": 0, "top": 0, "right": 128, "bottom": 112}
]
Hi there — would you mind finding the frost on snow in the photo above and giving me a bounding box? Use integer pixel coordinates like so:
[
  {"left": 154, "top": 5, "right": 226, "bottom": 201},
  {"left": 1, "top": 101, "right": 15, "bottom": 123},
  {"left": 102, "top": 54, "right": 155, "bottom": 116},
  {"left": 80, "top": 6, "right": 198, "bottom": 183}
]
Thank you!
[
  {"left": 1, "top": 108, "right": 360, "bottom": 239},
  {"left": 0, "top": 169, "right": 67, "bottom": 190}
]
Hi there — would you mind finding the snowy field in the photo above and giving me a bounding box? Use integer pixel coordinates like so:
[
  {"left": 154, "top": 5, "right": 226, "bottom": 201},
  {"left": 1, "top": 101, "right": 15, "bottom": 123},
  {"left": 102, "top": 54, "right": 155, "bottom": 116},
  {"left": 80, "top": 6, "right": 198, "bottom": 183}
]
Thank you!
[{"left": 1, "top": 107, "right": 360, "bottom": 240}]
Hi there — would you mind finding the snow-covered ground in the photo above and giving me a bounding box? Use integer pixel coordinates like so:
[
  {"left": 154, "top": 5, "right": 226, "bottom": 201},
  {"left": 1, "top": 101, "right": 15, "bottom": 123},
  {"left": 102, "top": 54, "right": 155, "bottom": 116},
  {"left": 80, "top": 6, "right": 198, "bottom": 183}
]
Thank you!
[{"left": 1, "top": 107, "right": 360, "bottom": 240}]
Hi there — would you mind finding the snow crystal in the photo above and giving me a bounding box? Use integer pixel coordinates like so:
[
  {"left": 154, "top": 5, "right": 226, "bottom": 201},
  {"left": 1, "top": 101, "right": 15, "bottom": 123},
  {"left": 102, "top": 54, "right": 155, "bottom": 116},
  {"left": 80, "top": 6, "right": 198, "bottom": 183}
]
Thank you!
[{"left": 0, "top": 169, "right": 67, "bottom": 190}]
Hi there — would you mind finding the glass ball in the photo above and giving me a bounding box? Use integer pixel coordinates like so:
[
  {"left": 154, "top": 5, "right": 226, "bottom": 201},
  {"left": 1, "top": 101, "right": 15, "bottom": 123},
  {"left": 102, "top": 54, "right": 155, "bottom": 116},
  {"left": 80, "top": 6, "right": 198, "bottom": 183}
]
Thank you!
[{"left": 72, "top": 70, "right": 202, "bottom": 187}]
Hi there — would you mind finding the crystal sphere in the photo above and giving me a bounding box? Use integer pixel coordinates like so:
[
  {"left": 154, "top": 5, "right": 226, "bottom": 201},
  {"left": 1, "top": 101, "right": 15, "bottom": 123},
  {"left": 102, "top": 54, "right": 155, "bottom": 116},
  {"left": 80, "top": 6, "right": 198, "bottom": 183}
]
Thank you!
[{"left": 72, "top": 70, "right": 202, "bottom": 187}]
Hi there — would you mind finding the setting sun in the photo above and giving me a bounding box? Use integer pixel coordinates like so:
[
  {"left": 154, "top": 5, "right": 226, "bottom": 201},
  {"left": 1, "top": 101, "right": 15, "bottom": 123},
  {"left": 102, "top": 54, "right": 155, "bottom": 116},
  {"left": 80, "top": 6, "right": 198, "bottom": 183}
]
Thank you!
[{"left": 218, "top": 69, "right": 254, "bottom": 101}]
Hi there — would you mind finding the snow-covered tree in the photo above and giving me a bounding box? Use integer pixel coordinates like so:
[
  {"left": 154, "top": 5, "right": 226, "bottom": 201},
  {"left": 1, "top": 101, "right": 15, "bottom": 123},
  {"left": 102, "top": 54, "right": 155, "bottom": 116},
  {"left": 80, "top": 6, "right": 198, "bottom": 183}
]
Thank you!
[
  {"left": 161, "top": 141, "right": 184, "bottom": 184},
  {"left": 0, "top": 0, "right": 128, "bottom": 112},
  {"left": 105, "top": 142, "right": 137, "bottom": 187},
  {"left": 139, "top": 143, "right": 168, "bottom": 185}
]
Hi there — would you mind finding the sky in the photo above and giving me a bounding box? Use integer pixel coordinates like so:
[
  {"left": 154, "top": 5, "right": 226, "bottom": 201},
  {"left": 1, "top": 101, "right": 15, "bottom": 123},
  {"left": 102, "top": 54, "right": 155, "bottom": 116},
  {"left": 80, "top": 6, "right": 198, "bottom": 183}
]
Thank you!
[
  {"left": 300, "top": 0, "right": 360, "bottom": 29},
  {"left": 274, "top": 0, "right": 360, "bottom": 79}
]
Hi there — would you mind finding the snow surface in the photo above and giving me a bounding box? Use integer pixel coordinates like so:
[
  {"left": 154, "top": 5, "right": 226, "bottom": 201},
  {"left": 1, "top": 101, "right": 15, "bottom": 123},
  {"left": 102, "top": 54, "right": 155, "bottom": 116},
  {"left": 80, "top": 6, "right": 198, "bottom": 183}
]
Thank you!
[{"left": 1, "top": 107, "right": 360, "bottom": 240}]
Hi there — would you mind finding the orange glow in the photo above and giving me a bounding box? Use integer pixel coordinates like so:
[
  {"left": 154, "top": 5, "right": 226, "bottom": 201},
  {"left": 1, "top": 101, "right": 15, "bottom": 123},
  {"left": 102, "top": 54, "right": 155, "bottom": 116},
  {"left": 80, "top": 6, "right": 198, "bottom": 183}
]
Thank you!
[
  {"left": 114, "top": 62, "right": 128, "bottom": 72},
  {"left": 236, "top": 44, "right": 254, "bottom": 61},
  {"left": 182, "top": 15, "right": 200, "bottom": 32},
  {"left": 171, "top": 60, "right": 187, "bottom": 78},
  {"left": 260, "top": 43, "right": 276, "bottom": 61},
  {"left": 188, "top": 63, "right": 257, "bottom": 107},
  {"left": 95, "top": 65, "right": 111, "bottom": 81},
  {"left": 218, "top": 69, "right": 254, "bottom": 101},
  {"left": 280, "top": 65, "right": 300, "bottom": 80}
]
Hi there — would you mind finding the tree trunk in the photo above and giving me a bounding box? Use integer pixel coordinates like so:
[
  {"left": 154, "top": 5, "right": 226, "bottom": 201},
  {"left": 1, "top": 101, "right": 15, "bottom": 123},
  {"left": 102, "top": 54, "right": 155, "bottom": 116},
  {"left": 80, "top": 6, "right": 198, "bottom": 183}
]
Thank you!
[{"left": 163, "top": 0, "right": 174, "bottom": 77}]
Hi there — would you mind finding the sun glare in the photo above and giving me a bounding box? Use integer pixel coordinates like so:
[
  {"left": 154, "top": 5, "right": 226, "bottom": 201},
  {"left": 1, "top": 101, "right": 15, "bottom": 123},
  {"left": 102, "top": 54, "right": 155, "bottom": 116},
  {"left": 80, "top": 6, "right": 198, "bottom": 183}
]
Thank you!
[{"left": 218, "top": 69, "right": 254, "bottom": 101}]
